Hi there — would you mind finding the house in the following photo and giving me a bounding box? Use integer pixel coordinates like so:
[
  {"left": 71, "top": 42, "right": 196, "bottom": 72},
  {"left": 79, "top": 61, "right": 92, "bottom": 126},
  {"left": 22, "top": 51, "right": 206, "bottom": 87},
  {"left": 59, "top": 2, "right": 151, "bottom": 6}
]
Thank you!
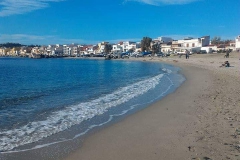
[
  {"left": 121, "top": 41, "right": 137, "bottom": 52},
  {"left": 97, "top": 42, "right": 109, "bottom": 53},
  {"left": 171, "top": 36, "right": 210, "bottom": 53},
  {"left": 45, "top": 44, "right": 63, "bottom": 56},
  {"left": 54, "top": 45, "right": 63, "bottom": 56},
  {"left": 216, "top": 44, "right": 226, "bottom": 51},
  {"left": 85, "top": 45, "right": 94, "bottom": 54},
  {"left": 79, "top": 45, "right": 87, "bottom": 55},
  {"left": 66, "top": 44, "right": 79, "bottom": 56},
  {"left": 38, "top": 46, "right": 47, "bottom": 55},
  {"left": 19, "top": 47, "right": 28, "bottom": 57},
  {"left": 0, "top": 48, "right": 5, "bottom": 56},
  {"left": 235, "top": 35, "right": 240, "bottom": 51},
  {"left": 225, "top": 41, "right": 236, "bottom": 51},
  {"left": 31, "top": 47, "right": 40, "bottom": 54},
  {"left": 135, "top": 42, "right": 141, "bottom": 52},
  {"left": 161, "top": 42, "right": 172, "bottom": 53},
  {"left": 8, "top": 48, "right": 20, "bottom": 56},
  {"left": 93, "top": 45, "right": 99, "bottom": 54},
  {"left": 46, "top": 45, "right": 56, "bottom": 55},
  {"left": 63, "top": 45, "right": 71, "bottom": 56},
  {"left": 171, "top": 40, "right": 182, "bottom": 52},
  {"left": 112, "top": 44, "right": 123, "bottom": 53},
  {"left": 70, "top": 46, "right": 78, "bottom": 56},
  {"left": 79, "top": 45, "right": 94, "bottom": 55},
  {"left": 183, "top": 36, "right": 210, "bottom": 50}
]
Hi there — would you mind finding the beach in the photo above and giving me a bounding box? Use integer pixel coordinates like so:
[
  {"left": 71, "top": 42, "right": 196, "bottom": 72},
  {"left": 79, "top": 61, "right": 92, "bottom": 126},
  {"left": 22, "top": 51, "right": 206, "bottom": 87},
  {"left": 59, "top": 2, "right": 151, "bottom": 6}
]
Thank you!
[{"left": 65, "top": 52, "right": 240, "bottom": 160}]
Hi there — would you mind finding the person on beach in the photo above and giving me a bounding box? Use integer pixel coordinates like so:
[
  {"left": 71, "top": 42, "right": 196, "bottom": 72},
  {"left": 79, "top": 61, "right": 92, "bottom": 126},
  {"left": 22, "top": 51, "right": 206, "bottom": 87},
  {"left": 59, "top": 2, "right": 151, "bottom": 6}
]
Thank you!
[
  {"left": 220, "top": 61, "right": 230, "bottom": 67},
  {"left": 185, "top": 49, "right": 190, "bottom": 59},
  {"left": 224, "top": 49, "right": 230, "bottom": 58},
  {"left": 225, "top": 61, "right": 230, "bottom": 67}
]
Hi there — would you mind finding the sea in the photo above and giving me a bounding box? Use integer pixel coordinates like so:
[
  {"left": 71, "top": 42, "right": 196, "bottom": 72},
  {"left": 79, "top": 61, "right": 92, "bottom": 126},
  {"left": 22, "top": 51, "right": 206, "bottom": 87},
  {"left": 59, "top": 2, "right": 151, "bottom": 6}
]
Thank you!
[{"left": 0, "top": 57, "right": 185, "bottom": 159}]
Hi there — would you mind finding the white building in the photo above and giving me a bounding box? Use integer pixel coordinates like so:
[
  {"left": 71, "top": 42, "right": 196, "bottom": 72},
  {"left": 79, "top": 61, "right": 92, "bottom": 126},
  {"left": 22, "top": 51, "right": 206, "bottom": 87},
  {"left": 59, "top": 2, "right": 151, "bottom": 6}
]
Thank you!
[
  {"left": 182, "top": 36, "right": 210, "bottom": 48},
  {"left": 46, "top": 45, "right": 56, "bottom": 55},
  {"left": 86, "top": 45, "right": 94, "bottom": 54},
  {"left": 63, "top": 45, "right": 71, "bottom": 56},
  {"left": 97, "top": 42, "right": 109, "bottom": 53},
  {"left": 174, "top": 36, "right": 210, "bottom": 53},
  {"left": 226, "top": 41, "right": 236, "bottom": 51},
  {"left": 80, "top": 45, "right": 95, "bottom": 55},
  {"left": 0, "top": 48, "right": 5, "bottom": 56},
  {"left": 161, "top": 43, "right": 172, "bottom": 53},
  {"left": 31, "top": 47, "right": 39, "bottom": 54},
  {"left": 54, "top": 45, "right": 63, "bottom": 56},
  {"left": 112, "top": 44, "right": 123, "bottom": 53},
  {"left": 236, "top": 35, "right": 240, "bottom": 51},
  {"left": 69, "top": 45, "right": 78, "bottom": 56},
  {"left": 121, "top": 41, "right": 137, "bottom": 52}
]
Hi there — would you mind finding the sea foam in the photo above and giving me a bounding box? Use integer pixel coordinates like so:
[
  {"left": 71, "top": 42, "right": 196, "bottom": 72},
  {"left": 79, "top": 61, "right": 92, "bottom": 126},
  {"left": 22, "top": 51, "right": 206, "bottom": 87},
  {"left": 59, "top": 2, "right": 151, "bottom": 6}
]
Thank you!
[{"left": 0, "top": 74, "right": 164, "bottom": 152}]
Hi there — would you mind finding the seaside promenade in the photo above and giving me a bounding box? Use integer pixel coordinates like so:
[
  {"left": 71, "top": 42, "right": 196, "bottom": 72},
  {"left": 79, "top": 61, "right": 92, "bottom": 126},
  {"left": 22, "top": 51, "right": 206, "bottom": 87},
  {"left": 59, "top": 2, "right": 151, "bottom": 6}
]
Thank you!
[{"left": 65, "top": 52, "right": 240, "bottom": 160}]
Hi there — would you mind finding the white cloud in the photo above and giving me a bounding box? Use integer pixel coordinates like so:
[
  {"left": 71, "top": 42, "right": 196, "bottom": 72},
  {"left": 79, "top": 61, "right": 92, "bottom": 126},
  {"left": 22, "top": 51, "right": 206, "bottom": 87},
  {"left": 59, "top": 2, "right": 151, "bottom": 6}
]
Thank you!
[
  {"left": 0, "top": 34, "right": 55, "bottom": 44},
  {"left": 124, "top": 0, "right": 199, "bottom": 6},
  {"left": 0, "top": 34, "right": 143, "bottom": 45},
  {"left": 1, "top": 33, "right": 209, "bottom": 45},
  {"left": 0, "top": 0, "right": 64, "bottom": 17},
  {"left": 0, "top": 34, "right": 97, "bottom": 45}
]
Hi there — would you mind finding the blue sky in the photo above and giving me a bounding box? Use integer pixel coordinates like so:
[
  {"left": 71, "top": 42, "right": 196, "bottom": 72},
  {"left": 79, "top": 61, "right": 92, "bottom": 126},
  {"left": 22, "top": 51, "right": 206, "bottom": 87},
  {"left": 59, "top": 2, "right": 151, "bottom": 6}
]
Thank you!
[{"left": 0, "top": 0, "right": 239, "bottom": 45}]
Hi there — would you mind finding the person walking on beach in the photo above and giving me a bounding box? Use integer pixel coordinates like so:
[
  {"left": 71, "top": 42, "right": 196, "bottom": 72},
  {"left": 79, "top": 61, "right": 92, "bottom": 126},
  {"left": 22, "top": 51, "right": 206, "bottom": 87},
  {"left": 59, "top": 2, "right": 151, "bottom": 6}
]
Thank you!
[
  {"left": 185, "top": 49, "right": 190, "bottom": 59},
  {"left": 224, "top": 49, "right": 230, "bottom": 58}
]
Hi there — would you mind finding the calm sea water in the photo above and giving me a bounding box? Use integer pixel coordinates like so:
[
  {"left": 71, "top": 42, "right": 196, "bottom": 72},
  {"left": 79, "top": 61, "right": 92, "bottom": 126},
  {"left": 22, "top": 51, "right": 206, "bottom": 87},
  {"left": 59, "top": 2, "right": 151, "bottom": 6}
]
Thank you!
[{"left": 0, "top": 57, "right": 185, "bottom": 153}]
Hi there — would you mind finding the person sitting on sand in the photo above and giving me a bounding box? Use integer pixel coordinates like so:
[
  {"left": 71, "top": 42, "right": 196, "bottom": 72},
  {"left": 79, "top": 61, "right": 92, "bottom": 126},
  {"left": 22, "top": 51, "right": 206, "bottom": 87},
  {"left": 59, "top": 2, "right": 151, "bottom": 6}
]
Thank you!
[
  {"left": 225, "top": 61, "right": 230, "bottom": 67},
  {"left": 220, "top": 61, "right": 230, "bottom": 67}
]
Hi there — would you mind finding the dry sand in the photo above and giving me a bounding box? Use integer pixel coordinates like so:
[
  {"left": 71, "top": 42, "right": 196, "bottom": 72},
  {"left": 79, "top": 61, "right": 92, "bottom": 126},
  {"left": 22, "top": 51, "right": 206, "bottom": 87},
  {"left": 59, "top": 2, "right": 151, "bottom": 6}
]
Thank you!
[{"left": 64, "top": 52, "right": 240, "bottom": 160}]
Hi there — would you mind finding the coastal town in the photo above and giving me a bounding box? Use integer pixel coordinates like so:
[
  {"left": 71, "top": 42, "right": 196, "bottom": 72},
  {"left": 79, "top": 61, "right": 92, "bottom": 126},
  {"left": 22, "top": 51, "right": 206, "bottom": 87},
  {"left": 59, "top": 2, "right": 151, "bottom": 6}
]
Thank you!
[{"left": 0, "top": 35, "right": 239, "bottom": 58}]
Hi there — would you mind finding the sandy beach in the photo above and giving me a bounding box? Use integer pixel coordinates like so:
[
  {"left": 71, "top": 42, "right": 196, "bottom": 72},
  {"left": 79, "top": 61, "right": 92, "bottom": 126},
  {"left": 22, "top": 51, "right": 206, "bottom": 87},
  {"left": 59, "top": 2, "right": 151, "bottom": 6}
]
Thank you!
[{"left": 64, "top": 52, "right": 240, "bottom": 160}]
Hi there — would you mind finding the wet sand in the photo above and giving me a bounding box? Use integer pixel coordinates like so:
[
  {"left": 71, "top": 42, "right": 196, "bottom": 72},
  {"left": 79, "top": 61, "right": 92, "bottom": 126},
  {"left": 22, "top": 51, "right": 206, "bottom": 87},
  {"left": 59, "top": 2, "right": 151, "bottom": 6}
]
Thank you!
[{"left": 65, "top": 52, "right": 240, "bottom": 159}]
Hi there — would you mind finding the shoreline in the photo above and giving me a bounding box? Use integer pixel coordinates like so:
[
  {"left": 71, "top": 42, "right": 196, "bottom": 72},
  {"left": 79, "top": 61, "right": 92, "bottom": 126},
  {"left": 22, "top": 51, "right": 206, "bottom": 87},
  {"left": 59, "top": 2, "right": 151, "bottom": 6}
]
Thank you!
[
  {"left": 0, "top": 58, "right": 184, "bottom": 160},
  {"left": 1, "top": 52, "right": 239, "bottom": 159},
  {"left": 64, "top": 63, "right": 212, "bottom": 160},
  {"left": 64, "top": 52, "right": 240, "bottom": 160}
]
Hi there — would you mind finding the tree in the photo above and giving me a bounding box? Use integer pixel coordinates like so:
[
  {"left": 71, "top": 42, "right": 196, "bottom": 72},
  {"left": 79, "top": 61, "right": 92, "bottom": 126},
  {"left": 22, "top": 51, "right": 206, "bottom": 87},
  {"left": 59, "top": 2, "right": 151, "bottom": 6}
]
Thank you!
[
  {"left": 0, "top": 42, "right": 22, "bottom": 48},
  {"left": 211, "top": 37, "right": 233, "bottom": 46},
  {"left": 211, "top": 36, "right": 221, "bottom": 45},
  {"left": 128, "top": 48, "right": 135, "bottom": 53},
  {"left": 104, "top": 44, "right": 112, "bottom": 54},
  {"left": 151, "top": 42, "right": 161, "bottom": 56},
  {"left": 104, "top": 44, "right": 112, "bottom": 60},
  {"left": 141, "top": 37, "right": 152, "bottom": 52},
  {"left": 223, "top": 39, "right": 231, "bottom": 44}
]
